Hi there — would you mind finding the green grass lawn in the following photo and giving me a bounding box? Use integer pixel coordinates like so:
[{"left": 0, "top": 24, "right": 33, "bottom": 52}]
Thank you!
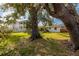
[
  {"left": 11, "top": 32, "right": 70, "bottom": 40},
  {"left": 0, "top": 32, "right": 74, "bottom": 56},
  {"left": 42, "top": 32, "right": 70, "bottom": 40},
  {"left": 11, "top": 32, "right": 30, "bottom": 38}
]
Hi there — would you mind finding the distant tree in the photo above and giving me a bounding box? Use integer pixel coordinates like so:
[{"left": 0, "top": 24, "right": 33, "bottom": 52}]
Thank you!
[
  {"left": 2, "top": 3, "right": 55, "bottom": 40},
  {"left": 2, "top": 4, "right": 43, "bottom": 40}
]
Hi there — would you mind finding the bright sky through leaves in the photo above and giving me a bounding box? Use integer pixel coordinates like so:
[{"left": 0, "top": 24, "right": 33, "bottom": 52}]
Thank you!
[{"left": 0, "top": 3, "right": 79, "bottom": 25}]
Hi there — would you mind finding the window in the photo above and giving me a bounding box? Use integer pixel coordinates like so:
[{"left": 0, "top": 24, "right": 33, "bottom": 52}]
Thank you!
[{"left": 54, "top": 27, "right": 57, "bottom": 30}]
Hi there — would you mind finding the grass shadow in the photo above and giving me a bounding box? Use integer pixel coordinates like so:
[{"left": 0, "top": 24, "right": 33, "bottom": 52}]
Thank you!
[{"left": 15, "top": 38, "right": 73, "bottom": 56}]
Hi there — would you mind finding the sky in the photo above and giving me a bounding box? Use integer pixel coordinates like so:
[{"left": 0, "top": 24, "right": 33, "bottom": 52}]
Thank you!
[
  {"left": 76, "top": 4, "right": 79, "bottom": 15},
  {"left": 0, "top": 4, "right": 79, "bottom": 25},
  {"left": 53, "top": 18, "right": 64, "bottom": 25}
]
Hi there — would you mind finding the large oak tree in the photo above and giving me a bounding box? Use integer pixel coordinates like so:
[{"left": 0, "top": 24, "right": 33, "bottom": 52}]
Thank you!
[{"left": 45, "top": 3, "right": 79, "bottom": 51}]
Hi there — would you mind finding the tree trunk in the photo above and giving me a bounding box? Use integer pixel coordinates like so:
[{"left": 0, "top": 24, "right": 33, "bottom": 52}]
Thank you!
[
  {"left": 60, "top": 13, "right": 79, "bottom": 51},
  {"left": 45, "top": 4, "right": 79, "bottom": 51},
  {"left": 29, "top": 6, "right": 42, "bottom": 40},
  {"left": 66, "top": 4, "right": 79, "bottom": 31},
  {"left": 54, "top": 4, "right": 79, "bottom": 51}
]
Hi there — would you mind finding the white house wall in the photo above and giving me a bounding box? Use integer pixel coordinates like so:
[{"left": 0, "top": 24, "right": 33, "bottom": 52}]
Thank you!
[
  {"left": 48, "top": 28, "right": 60, "bottom": 32},
  {"left": 8, "top": 22, "right": 26, "bottom": 32}
]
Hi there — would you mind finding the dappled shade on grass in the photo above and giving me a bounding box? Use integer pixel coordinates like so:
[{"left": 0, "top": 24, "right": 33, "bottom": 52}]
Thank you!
[{"left": 0, "top": 32, "right": 76, "bottom": 56}]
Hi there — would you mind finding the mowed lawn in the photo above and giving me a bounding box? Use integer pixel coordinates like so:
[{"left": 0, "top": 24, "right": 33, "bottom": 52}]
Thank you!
[
  {"left": 11, "top": 32, "right": 70, "bottom": 40},
  {"left": 11, "top": 32, "right": 30, "bottom": 38},
  {"left": 0, "top": 32, "right": 72, "bottom": 56},
  {"left": 42, "top": 32, "right": 70, "bottom": 40}
]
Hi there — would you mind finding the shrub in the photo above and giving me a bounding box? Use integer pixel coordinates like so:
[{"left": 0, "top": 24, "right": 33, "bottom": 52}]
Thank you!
[{"left": 0, "top": 25, "right": 12, "bottom": 38}]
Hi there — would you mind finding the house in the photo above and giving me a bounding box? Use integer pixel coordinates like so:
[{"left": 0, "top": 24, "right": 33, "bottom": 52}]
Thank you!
[
  {"left": 47, "top": 24, "right": 67, "bottom": 32},
  {"left": 46, "top": 25, "right": 60, "bottom": 32},
  {"left": 8, "top": 20, "right": 26, "bottom": 32}
]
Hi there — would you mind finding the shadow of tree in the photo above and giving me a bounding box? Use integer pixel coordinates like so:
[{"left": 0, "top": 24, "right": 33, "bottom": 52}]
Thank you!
[
  {"left": 0, "top": 36, "right": 79, "bottom": 56},
  {"left": 16, "top": 38, "right": 74, "bottom": 56}
]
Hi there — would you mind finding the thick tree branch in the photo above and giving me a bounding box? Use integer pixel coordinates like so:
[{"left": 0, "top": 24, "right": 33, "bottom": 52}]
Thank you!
[{"left": 45, "top": 4, "right": 68, "bottom": 18}]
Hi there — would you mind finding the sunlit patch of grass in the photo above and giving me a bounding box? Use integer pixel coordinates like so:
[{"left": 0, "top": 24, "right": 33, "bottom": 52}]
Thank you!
[
  {"left": 11, "top": 32, "right": 30, "bottom": 38},
  {"left": 11, "top": 32, "right": 70, "bottom": 40},
  {"left": 42, "top": 32, "right": 70, "bottom": 40}
]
